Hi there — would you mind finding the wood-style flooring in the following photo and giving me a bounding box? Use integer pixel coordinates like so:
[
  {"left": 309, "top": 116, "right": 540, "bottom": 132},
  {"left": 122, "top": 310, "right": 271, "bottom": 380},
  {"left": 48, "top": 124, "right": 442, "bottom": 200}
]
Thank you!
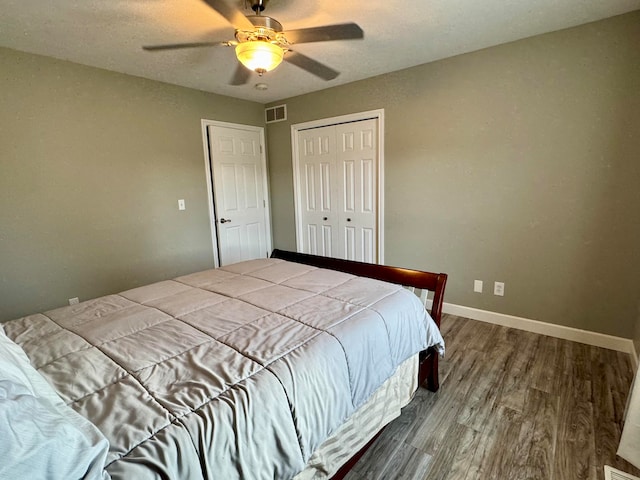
[{"left": 345, "top": 315, "right": 640, "bottom": 480}]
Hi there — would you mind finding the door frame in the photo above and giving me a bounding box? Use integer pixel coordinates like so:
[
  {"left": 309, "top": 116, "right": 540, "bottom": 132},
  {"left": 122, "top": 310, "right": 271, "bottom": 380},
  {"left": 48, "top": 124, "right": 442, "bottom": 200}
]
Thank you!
[
  {"left": 201, "top": 119, "right": 272, "bottom": 267},
  {"left": 290, "top": 109, "right": 385, "bottom": 263}
]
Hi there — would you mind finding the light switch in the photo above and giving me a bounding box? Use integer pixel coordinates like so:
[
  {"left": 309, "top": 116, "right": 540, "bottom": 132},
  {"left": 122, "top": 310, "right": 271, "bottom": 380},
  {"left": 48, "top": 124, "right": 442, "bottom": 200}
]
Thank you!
[{"left": 178, "top": 199, "right": 186, "bottom": 211}]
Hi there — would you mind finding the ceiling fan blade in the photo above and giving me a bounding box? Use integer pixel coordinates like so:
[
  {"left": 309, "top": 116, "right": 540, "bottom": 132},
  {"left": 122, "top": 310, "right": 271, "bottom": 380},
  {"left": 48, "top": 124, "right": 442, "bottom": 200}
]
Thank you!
[
  {"left": 229, "top": 63, "right": 252, "bottom": 86},
  {"left": 143, "top": 42, "right": 220, "bottom": 51},
  {"left": 284, "top": 23, "right": 364, "bottom": 44},
  {"left": 284, "top": 51, "right": 339, "bottom": 81},
  {"left": 201, "top": 0, "right": 255, "bottom": 31}
]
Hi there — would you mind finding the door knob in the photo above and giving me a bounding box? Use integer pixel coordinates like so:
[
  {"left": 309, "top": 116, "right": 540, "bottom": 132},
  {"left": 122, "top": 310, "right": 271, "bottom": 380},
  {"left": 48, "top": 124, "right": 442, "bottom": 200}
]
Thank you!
[
  {"left": 323, "top": 217, "right": 328, "bottom": 221},
  {"left": 346, "top": 218, "right": 352, "bottom": 222},
  {"left": 220, "top": 218, "right": 231, "bottom": 224}
]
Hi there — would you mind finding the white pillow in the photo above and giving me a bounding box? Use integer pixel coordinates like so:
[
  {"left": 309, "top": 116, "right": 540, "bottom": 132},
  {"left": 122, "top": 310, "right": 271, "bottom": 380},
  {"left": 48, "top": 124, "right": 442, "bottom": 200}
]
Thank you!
[{"left": 0, "top": 324, "right": 110, "bottom": 479}]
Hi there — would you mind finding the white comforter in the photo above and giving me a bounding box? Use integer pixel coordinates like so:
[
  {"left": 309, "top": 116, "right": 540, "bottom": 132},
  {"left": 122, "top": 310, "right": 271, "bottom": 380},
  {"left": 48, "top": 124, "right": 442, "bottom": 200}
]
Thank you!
[{"left": 2, "top": 258, "right": 444, "bottom": 479}]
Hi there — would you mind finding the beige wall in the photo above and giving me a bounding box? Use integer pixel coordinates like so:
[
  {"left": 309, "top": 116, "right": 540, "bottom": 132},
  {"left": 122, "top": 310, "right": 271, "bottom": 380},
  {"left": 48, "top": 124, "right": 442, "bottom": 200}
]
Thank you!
[
  {"left": 0, "top": 47, "right": 264, "bottom": 322},
  {"left": 634, "top": 303, "right": 640, "bottom": 358},
  {"left": 266, "top": 12, "right": 640, "bottom": 338},
  {"left": 2, "top": 13, "right": 639, "bottom": 338}
]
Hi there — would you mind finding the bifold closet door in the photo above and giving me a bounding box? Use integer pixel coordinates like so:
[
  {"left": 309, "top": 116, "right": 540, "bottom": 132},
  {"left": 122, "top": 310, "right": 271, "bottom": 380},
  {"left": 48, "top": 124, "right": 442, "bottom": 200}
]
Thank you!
[
  {"left": 335, "top": 119, "right": 377, "bottom": 263},
  {"left": 296, "top": 118, "right": 378, "bottom": 263},
  {"left": 297, "top": 125, "right": 339, "bottom": 257}
]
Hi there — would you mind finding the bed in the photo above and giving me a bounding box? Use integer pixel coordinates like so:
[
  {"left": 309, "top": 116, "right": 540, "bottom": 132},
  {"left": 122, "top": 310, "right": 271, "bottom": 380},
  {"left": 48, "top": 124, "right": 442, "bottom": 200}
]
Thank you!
[{"left": 0, "top": 249, "right": 447, "bottom": 480}]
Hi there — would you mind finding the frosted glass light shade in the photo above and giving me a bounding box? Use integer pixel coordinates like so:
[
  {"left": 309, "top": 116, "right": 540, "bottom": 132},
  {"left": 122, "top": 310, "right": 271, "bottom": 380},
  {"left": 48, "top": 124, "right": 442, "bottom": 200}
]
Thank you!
[{"left": 236, "top": 41, "right": 284, "bottom": 74}]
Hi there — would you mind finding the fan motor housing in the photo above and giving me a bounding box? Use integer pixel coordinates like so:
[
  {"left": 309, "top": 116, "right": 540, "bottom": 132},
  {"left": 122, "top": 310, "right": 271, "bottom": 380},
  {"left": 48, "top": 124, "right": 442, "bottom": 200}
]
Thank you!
[
  {"left": 235, "top": 15, "right": 286, "bottom": 45},
  {"left": 247, "top": 15, "right": 283, "bottom": 32}
]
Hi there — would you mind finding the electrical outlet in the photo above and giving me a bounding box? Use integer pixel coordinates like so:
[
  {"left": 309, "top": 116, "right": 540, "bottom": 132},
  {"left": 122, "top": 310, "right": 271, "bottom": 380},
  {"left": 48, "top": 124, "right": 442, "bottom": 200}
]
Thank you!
[
  {"left": 494, "top": 282, "right": 505, "bottom": 296},
  {"left": 474, "top": 280, "right": 483, "bottom": 293},
  {"left": 178, "top": 199, "right": 186, "bottom": 211},
  {"left": 68, "top": 297, "right": 79, "bottom": 305}
]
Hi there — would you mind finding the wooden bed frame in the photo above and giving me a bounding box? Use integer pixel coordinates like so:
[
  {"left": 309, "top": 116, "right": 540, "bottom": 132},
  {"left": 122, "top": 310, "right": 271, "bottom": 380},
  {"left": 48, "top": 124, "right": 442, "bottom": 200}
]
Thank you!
[{"left": 270, "top": 249, "right": 448, "bottom": 479}]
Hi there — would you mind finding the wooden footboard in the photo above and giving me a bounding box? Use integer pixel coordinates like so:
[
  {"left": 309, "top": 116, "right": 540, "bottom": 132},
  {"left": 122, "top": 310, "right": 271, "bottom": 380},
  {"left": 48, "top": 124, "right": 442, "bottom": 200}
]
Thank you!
[
  {"left": 271, "top": 250, "right": 447, "bottom": 479},
  {"left": 270, "top": 249, "right": 447, "bottom": 391}
]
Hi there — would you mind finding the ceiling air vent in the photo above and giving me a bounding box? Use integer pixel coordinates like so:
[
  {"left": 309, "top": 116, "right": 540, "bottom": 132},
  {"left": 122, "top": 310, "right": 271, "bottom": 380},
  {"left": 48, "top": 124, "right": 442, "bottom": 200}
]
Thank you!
[{"left": 265, "top": 104, "right": 287, "bottom": 123}]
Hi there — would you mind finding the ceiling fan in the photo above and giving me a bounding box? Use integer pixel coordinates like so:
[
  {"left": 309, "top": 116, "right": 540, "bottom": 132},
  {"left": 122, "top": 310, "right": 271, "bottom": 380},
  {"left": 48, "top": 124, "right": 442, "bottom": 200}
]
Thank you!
[{"left": 143, "top": 0, "right": 364, "bottom": 86}]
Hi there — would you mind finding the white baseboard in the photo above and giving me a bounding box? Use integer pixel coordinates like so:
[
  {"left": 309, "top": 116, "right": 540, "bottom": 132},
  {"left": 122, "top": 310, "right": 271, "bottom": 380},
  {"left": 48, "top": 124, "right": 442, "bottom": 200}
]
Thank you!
[
  {"left": 432, "top": 301, "right": 636, "bottom": 367},
  {"left": 631, "top": 342, "right": 639, "bottom": 374}
]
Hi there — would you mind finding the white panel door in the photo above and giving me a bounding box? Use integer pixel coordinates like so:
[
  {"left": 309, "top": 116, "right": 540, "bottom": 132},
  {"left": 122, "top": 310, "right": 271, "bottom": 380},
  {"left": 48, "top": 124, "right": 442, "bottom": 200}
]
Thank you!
[
  {"left": 296, "top": 126, "right": 339, "bottom": 257},
  {"left": 295, "top": 117, "right": 379, "bottom": 263},
  {"left": 209, "top": 125, "right": 268, "bottom": 266},
  {"left": 336, "top": 119, "right": 378, "bottom": 263}
]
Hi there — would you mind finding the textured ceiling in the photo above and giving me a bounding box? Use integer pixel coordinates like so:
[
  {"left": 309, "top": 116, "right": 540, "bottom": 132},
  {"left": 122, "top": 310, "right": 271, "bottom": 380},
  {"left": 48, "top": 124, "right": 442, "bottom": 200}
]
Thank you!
[{"left": 1, "top": 0, "right": 638, "bottom": 103}]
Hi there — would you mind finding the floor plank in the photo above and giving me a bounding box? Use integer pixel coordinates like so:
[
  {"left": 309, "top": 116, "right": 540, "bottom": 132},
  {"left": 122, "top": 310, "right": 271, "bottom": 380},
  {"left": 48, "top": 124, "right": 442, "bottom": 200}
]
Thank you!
[
  {"left": 349, "top": 316, "right": 640, "bottom": 480},
  {"left": 522, "top": 388, "right": 558, "bottom": 480}
]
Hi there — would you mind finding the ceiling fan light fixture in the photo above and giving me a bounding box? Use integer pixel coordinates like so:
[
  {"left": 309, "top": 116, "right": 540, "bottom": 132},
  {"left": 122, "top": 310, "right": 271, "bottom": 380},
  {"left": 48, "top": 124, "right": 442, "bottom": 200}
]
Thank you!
[{"left": 235, "top": 41, "right": 284, "bottom": 75}]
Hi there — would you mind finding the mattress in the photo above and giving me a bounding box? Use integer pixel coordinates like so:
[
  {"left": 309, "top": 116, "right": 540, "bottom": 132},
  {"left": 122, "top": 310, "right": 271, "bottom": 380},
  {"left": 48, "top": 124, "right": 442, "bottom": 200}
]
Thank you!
[{"left": 1, "top": 258, "right": 444, "bottom": 479}]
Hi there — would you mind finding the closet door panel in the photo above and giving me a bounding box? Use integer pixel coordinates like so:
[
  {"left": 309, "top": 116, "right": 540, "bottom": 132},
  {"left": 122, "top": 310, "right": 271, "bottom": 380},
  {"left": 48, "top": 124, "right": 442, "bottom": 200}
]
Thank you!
[
  {"left": 297, "top": 126, "right": 338, "bottom": 257},
  {"left": 335, "top": 119, "right": 378, "bottom": 263}
]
